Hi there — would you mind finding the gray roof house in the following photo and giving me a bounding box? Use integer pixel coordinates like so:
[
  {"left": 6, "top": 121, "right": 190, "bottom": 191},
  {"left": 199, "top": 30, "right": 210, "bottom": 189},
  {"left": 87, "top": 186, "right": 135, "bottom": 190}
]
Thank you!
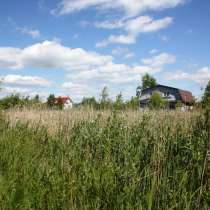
[{"left": 139, "top": 84, "right": 194, "bottom": 109}]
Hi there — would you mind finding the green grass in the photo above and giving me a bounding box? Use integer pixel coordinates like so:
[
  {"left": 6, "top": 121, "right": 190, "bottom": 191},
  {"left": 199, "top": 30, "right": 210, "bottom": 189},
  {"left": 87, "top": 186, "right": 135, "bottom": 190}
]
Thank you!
[{"left": 0, "top": 111, "right": 209, "bottom": 209}]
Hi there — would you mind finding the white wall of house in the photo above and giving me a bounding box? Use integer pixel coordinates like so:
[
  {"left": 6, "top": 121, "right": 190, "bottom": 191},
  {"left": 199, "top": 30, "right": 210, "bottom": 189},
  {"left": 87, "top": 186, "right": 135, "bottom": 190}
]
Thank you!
[
  {"left": 140, "top": 90, "right": 176, "bottom": 102},
  {"left": 64, "top": 99, "right": 73, "bottom": 109}
]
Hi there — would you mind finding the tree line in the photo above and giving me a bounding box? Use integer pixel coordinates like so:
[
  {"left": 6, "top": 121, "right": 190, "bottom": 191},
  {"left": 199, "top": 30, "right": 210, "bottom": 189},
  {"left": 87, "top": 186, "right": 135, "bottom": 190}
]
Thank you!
[{"left": 0, "top": 74, "right": 209, "bottom": 110}]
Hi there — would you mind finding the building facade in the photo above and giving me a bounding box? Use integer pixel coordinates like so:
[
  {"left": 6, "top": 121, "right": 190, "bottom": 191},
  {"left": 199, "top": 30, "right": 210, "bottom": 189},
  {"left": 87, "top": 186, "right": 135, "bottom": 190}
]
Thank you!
[{"left": 139, "top": 85, "right": 194, "bottom": 109}]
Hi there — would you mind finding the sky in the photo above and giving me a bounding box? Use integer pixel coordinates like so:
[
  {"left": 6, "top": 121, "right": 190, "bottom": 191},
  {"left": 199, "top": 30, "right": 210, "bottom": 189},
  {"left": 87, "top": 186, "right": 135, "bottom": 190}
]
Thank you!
[{"left": 0, "top": 0, "right": 210, "bottom": 102}]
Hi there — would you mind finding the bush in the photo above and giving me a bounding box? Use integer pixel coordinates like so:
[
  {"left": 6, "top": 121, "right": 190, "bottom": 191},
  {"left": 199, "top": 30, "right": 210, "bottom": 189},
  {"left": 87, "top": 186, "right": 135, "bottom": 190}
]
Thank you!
[{"left": 149, "top": 91, "right": 165, "bottom": 109}]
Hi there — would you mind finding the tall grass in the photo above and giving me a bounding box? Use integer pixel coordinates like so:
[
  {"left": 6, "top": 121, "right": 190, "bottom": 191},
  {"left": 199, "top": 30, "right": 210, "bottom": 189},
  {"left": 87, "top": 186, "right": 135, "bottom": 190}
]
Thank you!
[{"left": 0, "top": 109, "right": 209, "bottom": 209}]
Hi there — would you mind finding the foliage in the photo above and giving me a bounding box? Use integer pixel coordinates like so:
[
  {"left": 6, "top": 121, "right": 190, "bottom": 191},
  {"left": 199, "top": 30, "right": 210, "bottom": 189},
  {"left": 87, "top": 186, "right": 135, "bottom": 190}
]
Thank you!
[
  {"left": 142, "top": 73, "right": 157, "bottom": 90},
  {"left": 0, "top": 111, "right": 209, "bottom": 209},
  {"left": 47, "top": 94, "right": 56, "bottom": 108},
  {"left": 100, "top": 86, "right": 109, "bottom": 103},
  {"left": 202, "top": 81, "right": 210, "bottom": 128},
  {"left": 136, "top": 74, "right": 157, "bottom": 97},
  {"left": 80, "top": 97, "right": 99, "bottom": 109},
  {"left": 99, "top": 86, "right": 113, "bottom": 110},
  {"left": 202, "top": 81, "right": 210, "bottom": 109},
  {"left": 0, "top": 94, "right": 41, "bottom": 109},
  {"left": 125, "top": 96, "right": 139, "bottom": 110},
  {"left": 149, "top": 91, "right": 165, "bottom": 109},
  {"left": 113, "top": 93, "right": 124, "bottom": 110}
]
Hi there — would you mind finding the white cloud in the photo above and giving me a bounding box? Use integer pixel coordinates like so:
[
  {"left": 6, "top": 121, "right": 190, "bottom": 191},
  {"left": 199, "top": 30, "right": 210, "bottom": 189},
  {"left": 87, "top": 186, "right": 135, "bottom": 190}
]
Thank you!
[
  {"left": 0, "top": 40, "right": 113, "bottom": 70},
  {"left": 61, "top": 82, "right": 95, "bottom": 101},
  {"left": 7, "top": 17, "right": 41, "bottom": 39},
  {"left": 1, "top": 74, "right": 51, "bottom": 87},
  {"left": 0, "top": 41, "right": 177, "bottom": 100},
  {"left": 149, "top": 49, "right": 159, "bottom": 54},
  {"left": 52, "top": 0, "right": 187, "bottom": 17},
  {"left": 62, "top": 82, "right": 88, "bottom": 91},
  {"left": 125, "top": 16, "right": 172, "bottom": 34},
  {"left": 112, "top": 47, "right": 135, "bottom": 59},
  {"left": 166, "top": 67, "right": 210, "bottom": 86},
  {"left": 96, "top": 34, "right": 136, "bottom": 47},
  {"left": 67, "top": 62, "right": 161, "bottom": 86},
  {"left": 0, "top": 86, "right": 50, "bottom": 100},
  {"left": 17, "top": 27, "right": 41, "bottom": 39},
  {"left": 1, "top": 86, "right": 31, "bottom": 94},
  {"left": 159, "top": 35, "right": 170, "bottom": 42},
  {"left": 96, "top": 16, "right": 173, "bottom": 47},
  {"left": 141, "top": 53, "right": 176, "bottom": 67}
]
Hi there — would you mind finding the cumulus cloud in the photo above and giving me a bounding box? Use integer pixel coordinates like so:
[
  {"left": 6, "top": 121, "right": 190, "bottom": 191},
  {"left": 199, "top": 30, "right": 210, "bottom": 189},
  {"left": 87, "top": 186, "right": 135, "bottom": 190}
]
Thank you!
[
  {"left": 96, "top": 34, "right": 136, "bottom": 47},
  {"left": 0, "top": 86, "right": 50, "bottom": 100},
  {"left": 141, "top": 53, "right": 176, "bottom": 67},
  {"left": 149, "top": 49, "right": 159, "bottom": 54},
  {"left": 0, "top": 40, "right": 177, "bottom": 100},
  {"left": 66, "top": 53, "right": 174, "bottom": 85},
  {"left": 17, "top": 27, "right": 41, "bottom": 39},
  {"left": 96, "top": 16, "right": 173, "bottom": 47},
  {"left": 1, "top": 74, "right": 51, "bottom": 87},
  {"left": 0, "top": 40, "right": 112, "bottom": 70},
  {"left": 52, "top": 0, "right": 187, "bottom": 17},
  {"left": 61, "top": 82, "right": 95, "bottom": 101},
  {"left": 7, "top": 17, "right": 41, "bottom": 39},
  {"left": 112, "top": 47, "right": 135, "bottom": 59},
  {"left": 166, "top": 67, "right": 210, "bottom": 86},
  {"left": 1, "top": 86, "right": 31, "bottom": 94}
]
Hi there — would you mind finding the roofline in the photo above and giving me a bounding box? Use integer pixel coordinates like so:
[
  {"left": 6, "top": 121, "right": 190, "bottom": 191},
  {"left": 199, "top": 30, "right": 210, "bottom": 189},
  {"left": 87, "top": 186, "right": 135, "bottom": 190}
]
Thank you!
[{"left": 141, "top": 84, "right": 192, "bottom": 94}]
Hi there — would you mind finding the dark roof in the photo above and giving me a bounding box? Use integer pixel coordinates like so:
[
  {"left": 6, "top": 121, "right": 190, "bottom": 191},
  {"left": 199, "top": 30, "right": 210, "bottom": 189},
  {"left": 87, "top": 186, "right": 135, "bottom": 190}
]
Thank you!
[{"left": 179, "top": 90, "right": 194, "bottom": 103}]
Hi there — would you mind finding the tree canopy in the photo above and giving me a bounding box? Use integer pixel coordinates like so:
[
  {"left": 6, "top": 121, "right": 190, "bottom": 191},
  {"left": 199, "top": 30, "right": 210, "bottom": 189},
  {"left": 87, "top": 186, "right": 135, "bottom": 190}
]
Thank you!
[
  {"left": 202, "top": 80, "right": 210, "bottom": 109},
  {"left": 137, "top": 74, "right": 157, "bottom": 96},
  {"left": 142, "top": 73, "right": 157, "bottom": 90}
]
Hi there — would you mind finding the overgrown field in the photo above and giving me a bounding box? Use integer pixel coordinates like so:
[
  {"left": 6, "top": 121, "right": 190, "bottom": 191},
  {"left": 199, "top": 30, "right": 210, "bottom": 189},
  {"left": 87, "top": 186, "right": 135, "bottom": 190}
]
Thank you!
[{"left": 0, "top": 109, "right": 209, "bottom": 209}]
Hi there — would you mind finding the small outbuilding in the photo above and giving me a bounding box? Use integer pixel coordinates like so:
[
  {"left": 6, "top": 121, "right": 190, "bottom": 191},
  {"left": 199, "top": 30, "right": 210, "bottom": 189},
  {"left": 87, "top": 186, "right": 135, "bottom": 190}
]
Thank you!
[{"left": 54, "top": 96, "right": 73, "bottom": 109}]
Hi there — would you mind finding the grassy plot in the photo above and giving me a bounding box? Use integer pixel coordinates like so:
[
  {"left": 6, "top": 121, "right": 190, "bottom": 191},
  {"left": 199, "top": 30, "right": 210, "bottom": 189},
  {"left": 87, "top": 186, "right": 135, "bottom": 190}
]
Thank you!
[{"left": 0, "top": 110, "right": 209, "bottom": 209}]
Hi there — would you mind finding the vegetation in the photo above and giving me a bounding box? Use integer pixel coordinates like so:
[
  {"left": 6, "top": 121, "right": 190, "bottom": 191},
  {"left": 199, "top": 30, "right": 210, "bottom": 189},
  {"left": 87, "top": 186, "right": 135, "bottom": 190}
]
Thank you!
[
  {"left": 202, "top": 81, "right": 210, "bottom": 109},
  {"left": 0, "top": 82, "right": 209, "bottom": 209},
  {"left": 47, "top": 94, "right": 56, "bottom": 108},
  {"left": 202, "top": 81, "right": 210, "bottom": 128},
  {"left": 149, "top": 91, "right": 165, "bottom": 109},
  {"left": 0, "top": 94, "right": 41, "bottom": 110},
  {"left": 0, "top": 109, "right": 209, "bottom": 209},
  {"left": 137, "top": 74, "right": 157, "bottom": 96}
]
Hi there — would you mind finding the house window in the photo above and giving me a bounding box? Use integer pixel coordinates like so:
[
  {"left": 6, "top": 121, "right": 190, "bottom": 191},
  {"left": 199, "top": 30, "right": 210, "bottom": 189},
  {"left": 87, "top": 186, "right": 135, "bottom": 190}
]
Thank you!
[{"left": 164, "top": 92, "right": 170, "bottom": 97}]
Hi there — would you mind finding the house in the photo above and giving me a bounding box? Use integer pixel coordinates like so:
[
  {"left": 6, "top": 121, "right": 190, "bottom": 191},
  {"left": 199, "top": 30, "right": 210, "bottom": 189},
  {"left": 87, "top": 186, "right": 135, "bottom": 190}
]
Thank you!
[
  {"left": 139, "top": 84, "right": 194, "bottom": 109},
  {"left": 54, "top": 96, "right": 73, "bottom": 109}
]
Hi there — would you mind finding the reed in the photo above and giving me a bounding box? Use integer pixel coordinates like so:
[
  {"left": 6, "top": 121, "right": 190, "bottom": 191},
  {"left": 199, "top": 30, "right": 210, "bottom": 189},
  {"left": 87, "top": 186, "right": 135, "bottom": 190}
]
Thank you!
[{"left": 0, "top": 109, "right": 209, "bottom": 209}]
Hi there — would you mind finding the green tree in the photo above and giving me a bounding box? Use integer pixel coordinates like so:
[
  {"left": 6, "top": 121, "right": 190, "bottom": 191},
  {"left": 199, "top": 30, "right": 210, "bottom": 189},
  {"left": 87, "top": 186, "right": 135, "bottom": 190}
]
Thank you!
[
  {"left": 202, "top": 81, "right": 210, "bottom": 127},
  {"left": 125, "top": 96, "right": 139, "bottom": 110},
  {"left": 100, "top": 86, "right": 109, "bottom": 102},
  {"left": 142, "top": 73, "right": 157, "bottom": 90},
  {"left": 136, "top": 74, "right": 157, "bottom": 97},
  {"left": 81, "top": 97, "right": 98, "bottom": 109},
  {"left": 202, "top": 81, "right": 210, "bottom": 109},
  {"left": 149, "top": 91, "right": 164, "bottom": 109},
  {"left": 100, "top": 86, "right": 112, "bottom": 109},
  {"left": 0, "top": 94, "right": 24, "bottom": 109},
  {"left": 114, "top": 93, "right": 124, "bottom": 110},
  {"left": 47, "top": 94, "right": 55, "bottom": 108},
  {"left": 32, "top": 95, "right": 40, "bottom": 104}
]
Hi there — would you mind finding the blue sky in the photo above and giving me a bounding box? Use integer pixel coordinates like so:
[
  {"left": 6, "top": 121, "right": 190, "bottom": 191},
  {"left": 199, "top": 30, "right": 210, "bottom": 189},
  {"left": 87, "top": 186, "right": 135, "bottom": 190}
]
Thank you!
[{"left": 0, "top": 0, "right": 210, "bottom": 102}]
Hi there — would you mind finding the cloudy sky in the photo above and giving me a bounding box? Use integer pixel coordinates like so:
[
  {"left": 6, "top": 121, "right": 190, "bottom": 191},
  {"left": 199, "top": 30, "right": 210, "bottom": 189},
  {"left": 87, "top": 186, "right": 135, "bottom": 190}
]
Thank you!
[{"left": 0, "top": 0, "right": 210, "bottom": 101}]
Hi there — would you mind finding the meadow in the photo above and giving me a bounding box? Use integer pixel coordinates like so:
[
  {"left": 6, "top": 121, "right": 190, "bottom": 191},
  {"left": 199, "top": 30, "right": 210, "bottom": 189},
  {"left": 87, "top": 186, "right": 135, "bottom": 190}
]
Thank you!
[{"left": 0, "top": 108, "right": 209, "bottom": 209}]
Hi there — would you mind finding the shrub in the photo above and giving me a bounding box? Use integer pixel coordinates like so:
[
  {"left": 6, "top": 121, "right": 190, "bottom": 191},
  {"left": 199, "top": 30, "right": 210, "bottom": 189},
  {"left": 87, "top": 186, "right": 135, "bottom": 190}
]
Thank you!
[{"left": 149, "top": 91, "right": 165, "bottom": 109}]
